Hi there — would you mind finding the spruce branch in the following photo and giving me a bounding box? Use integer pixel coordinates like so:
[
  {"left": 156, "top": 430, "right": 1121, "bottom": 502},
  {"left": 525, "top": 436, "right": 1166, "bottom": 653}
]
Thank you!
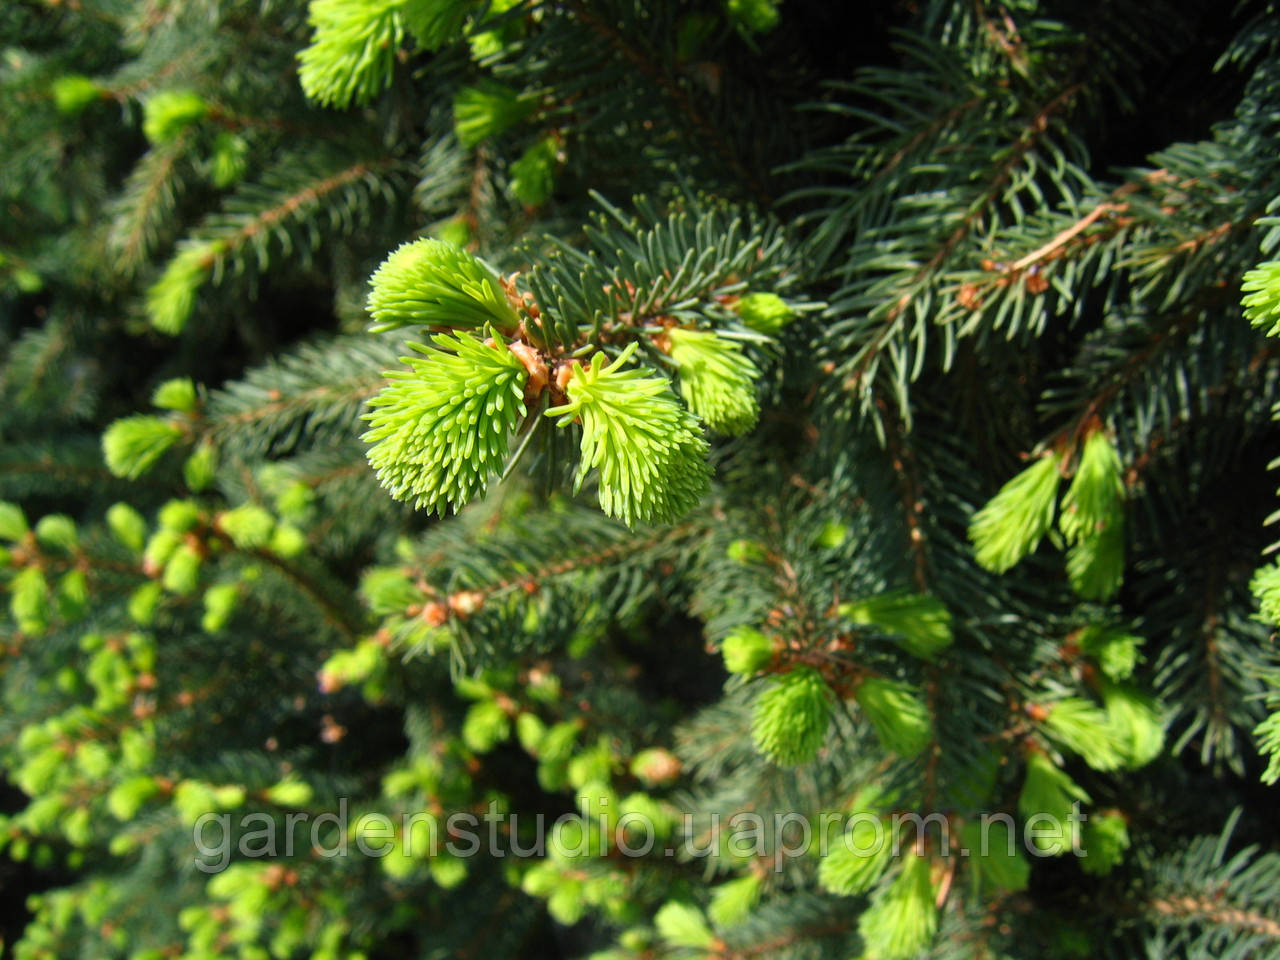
[
  {"left": 1007, "top": 198, "right": 1133, "bottom": 273},
  {"left": 877, "top": 395, "right": 932, "bottom": 590},
  {"left": 1041, "top": 287, "right": 1237, "bottom": 454},
  {"left": 107, "top": 136, "right": 193, "bottom": 278},
  {"left": 148, "top": 156, "right": 392, "bottom": 334},
  {"left": 7, "top": 3, "right": 1280, "bottom": 957},
  {"left": 829, "top": 80, "right": 1085, "bottom": 423},
  {"left": 1142, "top": 816, "right": 1280, "bottom": 954},
  {"left": 206, "top": 336, "right": 398, "bottom": 458},
  {"left": 408, "top": 520, "right": 703, "bottom": 613},
  {"left": 1147, "top": 895, "right": 1280, "bottom": 940},
  {"left": 560, "top": 0, "right": 770, "bottom": 201},
  {"left": 245, "top": 547, "right": 362, "bottom": 642}
]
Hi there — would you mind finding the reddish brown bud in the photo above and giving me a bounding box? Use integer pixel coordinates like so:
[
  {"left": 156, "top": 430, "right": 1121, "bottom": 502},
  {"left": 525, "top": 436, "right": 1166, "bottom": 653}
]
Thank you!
[
  {"left": 421, "top": 601, "right": 449, "bottom": 627},
  {"left": 957, "top": 283, "right": 983, "bottom": 310},
  {"left": 447, "top": 590, "right": 484, "bottom": 618}
]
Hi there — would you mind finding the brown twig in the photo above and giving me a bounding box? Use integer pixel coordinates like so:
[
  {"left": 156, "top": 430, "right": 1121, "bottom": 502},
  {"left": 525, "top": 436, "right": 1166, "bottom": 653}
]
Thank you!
[{"left": 1148, "top": 895, "right": 1280, "bottom": 939}]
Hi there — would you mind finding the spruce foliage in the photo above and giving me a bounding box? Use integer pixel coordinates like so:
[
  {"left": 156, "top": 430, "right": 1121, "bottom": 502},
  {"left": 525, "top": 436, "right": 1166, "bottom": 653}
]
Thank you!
[{"left": 2, "top": 1, "right": 1280, "bottom": 959}]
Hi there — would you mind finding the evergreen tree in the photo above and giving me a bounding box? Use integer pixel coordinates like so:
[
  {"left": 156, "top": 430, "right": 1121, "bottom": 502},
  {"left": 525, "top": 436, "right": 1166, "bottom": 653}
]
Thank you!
[{"left": 2, "top": 1, "right": 1280, "bottom": 958}]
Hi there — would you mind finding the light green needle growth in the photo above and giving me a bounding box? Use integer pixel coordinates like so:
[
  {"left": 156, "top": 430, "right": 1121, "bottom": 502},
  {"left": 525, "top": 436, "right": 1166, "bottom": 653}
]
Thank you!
[
  {"left": 858, "top": 852, "right": 938, "bottom": 960},
  {"left": 142, "top": 91, "right": 208, "bottom": 145},
  {"left": 51, "top": 75, "right": 101, "bottom": 115},
  {"left": 727, "top": 0, "right": 781, "bottom": 35},
  {"left": 34, "top": 515, "right": 77, "bottom": 552},
  {"left": 1101, "top": 680, "right": 1165, "bottom": 769},
  {"left": 10, "top": 567, "right": 50, "bottom": 635},
  {"left": 839, "top": 591, "right": 953, "bottom": 660},
  {"left": 750, "top": 666, "right": 833, "bottom": 765},
  {"left": 1060, "top": 432, "right": 1124, "bottom": 543},
  {"left": 654, "top": 901, "right": 715, "bottom": 950},
  {"left": 1066, "top": 517, "right": 1125, "bottom": 600},
  {"left": 959, "top": 819, "right": 1029, "bottom": 893},
  {"left": 1078, "top": 625, "right": 1143, "bottom": 681},
  {"left": 210, "top": 132, "right": 249, "bottom": 189},
  {"left": 969, "top": 453, "right": 1062, "bottom": 573},
  {"left": 854, "top": 676, "right": 933, "bottom": 758},
  {"left": 721, "top": 626, "right": 775, "bottom": 675},
  {"left": 299, "top": 0, "right": 468, "bottom": 109},
  {"left": 102, "top": 416, "right": 185, "bottom": 479},
  {"left": 1079, "top": 812, "right": 1130, "bottom": 876},
  {"left": 1018, "top": 752, "right": 1090, "bottom": 856},
  {"left": 453, "top": 80, "right": 534, "bottom": 148},
  {"left": 1041, "top": 697, "right": 1125, "bottom": 771},
  {"left": 1242, "top": 259, "right": 1280, "bottom": 337},
  {"left": 298, "top": 0, "right": 405, "bottom": 108},
  {"left": 667, "top": 327, "right": 761, "bottom": 435},
  {"left": 1059, "top": 432, "right": 1125, "bottom": 598},
  {"left": 1251, "top": 561, "right": 1280, "bottom": 626},
  {"left": 734, "top": 292, "right": 794, "bottom": 334},
  {"left": 362, "top": 331, "right": 529, "bottom": 514},
  {"left": 707, "top": 873, "right": 762, "bottom": 929},
  {"left": 366, "top": 238, "right": 520, "bottom": 333},
  {"left": 401, "top": 0, "right": 473, "bottom": 50},
  {"left": 152, "top": 378, "right": 197, "bottom": 413},
  {"left": 509, "top": 135, "right": 560, "bottom": 207},
  {"left": 818, "top": 817, "right": 894, "bottom": 895},
  {"left": 105, "top": 503, "right": 146, "bottom": 552},
  {"left": 1254, "top": 712, "right": 1280, "bottom": 785},
  {"left": 147, "top": 243, "right": 218, "bottom": 334},
  {"left": 0, "top": 502, "right": 28, "bottom": 542},
  {"left": 546, "top": 344, "right": 711, "bottom": 527}
]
